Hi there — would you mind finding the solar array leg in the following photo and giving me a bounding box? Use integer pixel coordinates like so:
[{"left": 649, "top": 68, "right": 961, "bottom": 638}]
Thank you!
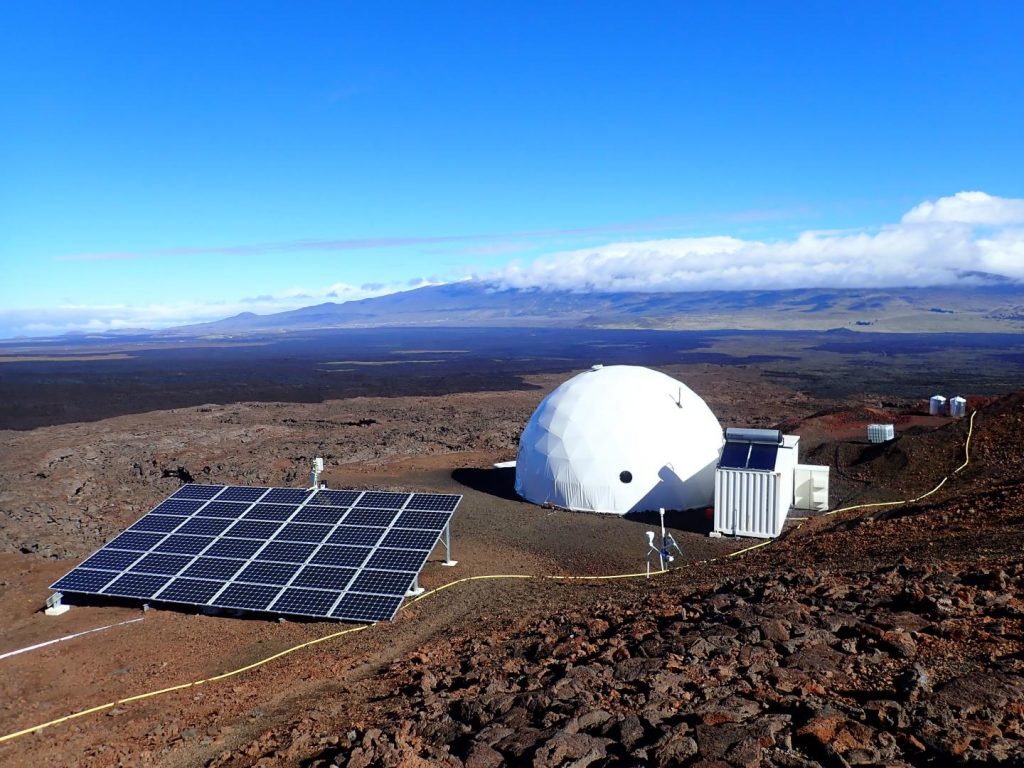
[
  {"left": 405, "top": 574, "right": 425, "bottom": 597},
  {"left": 441, "top": 522, "right": 458, "bottom": 567},
  {"left": 45, "top": 592, "right": 70, "bottom": 616}
]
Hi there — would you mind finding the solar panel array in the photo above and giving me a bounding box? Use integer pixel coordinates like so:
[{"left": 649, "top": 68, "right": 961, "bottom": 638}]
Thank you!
[{"left": 51, "top": 485, "right": 461, "bottom": 623}]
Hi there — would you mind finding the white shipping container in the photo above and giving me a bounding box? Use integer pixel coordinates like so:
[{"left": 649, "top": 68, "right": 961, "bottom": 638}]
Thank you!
[
  {"left": 794, "top": 464, "right": 830, "bottom": 511},
  {"left": 714, "top": 469, "right": 784, "bottom": 539}
]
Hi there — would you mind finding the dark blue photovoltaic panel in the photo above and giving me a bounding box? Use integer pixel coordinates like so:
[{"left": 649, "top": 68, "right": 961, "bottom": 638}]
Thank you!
[
  {"left": 107, "top": 531, "right": 166, "bottom": 551},
  {"left": 394, "top": 511, "right": 449, "bottom": 531},
  {"left": 343, "top": 508, "right": 396, "bottom": 527},
  {"left": 309, "top": 489, "right": 361, "bottom": 507},
  {"left": 171, "top": 484, "right": 224, "bottom": 500},
  {"left": 310, "top": 545, "right": 371, "bottom": 568},
  {"left": 157, "top": 578, "right": 223, "bottom": 604},
  {"left": 129, "top": 514, "right": 185, "bottom": 533},
  {"left": 203, "top": 538, "right": 264, "bottom": 560},
  {"left": 292, "top": 565, "right": 356, "bottom": 591},
  {"left": 53, "top": 568, "right": 119, "bottom": 593},
  {"left": 275, "top": 523, "right": 332, "bottom": 543},
  {"left": 177, "top": 517, "right": 233, "bottom": 536},
  {"left": 719, "top": 442, "right": 751, "bottom": 469},
  {"left": 350, "top": 569, "right": 416, "bottom": 596},
  {"left": 271, "top": 588, "right": 340, "bottom": 616},
  {"left": 217, "top": 486, "right": 267, "bottom": 502},
  {"left": 331, "top": 593, "right": 402, "bottom": 622},
  {"left": 153, "top": 498, "right": 207, "bottom": 516},
  {"left": 80, "top": 549, "right": 143, "bottom": 571},
  {"left": 211, "top": 583, "right": 280, "bottom": 611},
  {"left": 327, "top": 526, "right": 386, "bottom": 547},
  {"left": 154, "top": 535, "right": 215, "bottom": 555},
  {"left": 50, "top": 484, "right": 462, "bottom": 623},
  {"left": 406, "top": 494, "right": 461, "bottom": 512},
  {"left": 129, "top": 553, "right": 192, "bottom": 575},
  {"left": 747, "top": 443, "right": 779, "bottom": 471},
  {"left": 294, "top": 506, "right": 349, "bottom": 525},
  {"left": 357, "top": 491, "right": 408, "bottom": 509},
  {"left": 103, "top": 573, "right": 171, "bottom": 598},
  {"left": 382, "top": 529, "right": 440, "bottom": 550},
  {"left": 236, "top": 561, "right": 300, "bottom": 586},
  {"left": 366, "top": 548, "right": 429, "bottom": 572},
  {"left": 256, "top": 541, "right": 317, "bottom": 563},
  {"left": 194, "top": 501, "right": 250, "bottom": 519},
  {"left": 261, "top": 488, "right": 311, "bottom": 504},
  {"left": 243, "top": 503, "right": 298, "bottom": 521},
  {"left": 224, "top": 520, "right": 282, "bottom": 539},
  {"left": 182, "top": 557, "right": 245, "bottom": 580}
]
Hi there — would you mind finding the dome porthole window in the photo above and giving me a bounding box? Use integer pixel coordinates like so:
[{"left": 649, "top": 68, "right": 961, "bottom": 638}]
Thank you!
[{"left": 619, "top": 471, "right": 633, "bottom": 483}]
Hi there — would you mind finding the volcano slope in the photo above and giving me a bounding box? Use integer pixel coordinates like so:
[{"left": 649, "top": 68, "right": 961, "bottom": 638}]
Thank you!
[{"left": 233, "top": 394, "right": 1024, "bottom": 768}]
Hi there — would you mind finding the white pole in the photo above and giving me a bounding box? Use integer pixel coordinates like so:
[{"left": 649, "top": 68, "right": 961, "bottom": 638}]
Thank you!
[{"left": 658, "top": 507, "right": 666, "bottom": 570}]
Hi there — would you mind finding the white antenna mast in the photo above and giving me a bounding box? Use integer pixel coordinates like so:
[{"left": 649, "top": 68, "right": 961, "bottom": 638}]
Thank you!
[{"left": 309, "top": 457, "right": 325, "bottom": 490}]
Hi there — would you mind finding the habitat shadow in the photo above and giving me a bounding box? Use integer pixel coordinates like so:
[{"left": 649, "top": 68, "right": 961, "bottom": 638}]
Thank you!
[
  {"left": 451, "top": 466, "right": 520, "bottom": 501},
  {"left": 626, "top": 507, "right": 715, "bottom": 536}
]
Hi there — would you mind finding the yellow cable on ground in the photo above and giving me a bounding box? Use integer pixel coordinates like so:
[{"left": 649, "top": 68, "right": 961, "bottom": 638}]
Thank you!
[
  {"left": 1, "top": 411, "right": 979, "bottom": 746},
  {"left": 954, "top": 409, "right": 977, "bottom": 474},
  {"left": 0, "top": 624, "right": 368, "bottom": 745}
]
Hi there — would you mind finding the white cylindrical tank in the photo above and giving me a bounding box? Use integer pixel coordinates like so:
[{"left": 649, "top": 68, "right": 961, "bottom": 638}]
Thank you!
[
  {"left": 515, "top": 365, "right": 723, "bottom": 514},
  {"left": 929, "top": 395, "right": 947, "bottom": 415},
  {"left": 949, "top": 396, "right": 967, "bottom": 417}
]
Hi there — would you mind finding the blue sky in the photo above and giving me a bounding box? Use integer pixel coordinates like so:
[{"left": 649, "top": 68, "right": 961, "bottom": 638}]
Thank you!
[{"left": 2, "top": 2, "right": 1023, "bottom": 337}]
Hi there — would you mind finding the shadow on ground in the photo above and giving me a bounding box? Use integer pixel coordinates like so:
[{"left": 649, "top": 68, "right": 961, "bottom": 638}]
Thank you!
[{"left": 451, "top": 467, "right": 520, "bottom": 501}]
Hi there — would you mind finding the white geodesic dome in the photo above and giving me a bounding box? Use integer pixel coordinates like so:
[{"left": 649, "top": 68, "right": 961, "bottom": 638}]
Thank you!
[{"left": 514, "top": 365, "right": 723, "bottom": 514}]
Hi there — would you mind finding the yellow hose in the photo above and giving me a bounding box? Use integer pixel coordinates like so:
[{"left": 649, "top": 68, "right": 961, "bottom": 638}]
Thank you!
[{"left": 0, "top": 411, "right": 977, "bottom": 746}]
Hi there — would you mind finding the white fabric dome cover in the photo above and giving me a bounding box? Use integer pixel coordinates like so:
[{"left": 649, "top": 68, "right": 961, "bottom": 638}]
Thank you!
[{"left": 515, "top": 365, "right": 723, "bottom": 514}]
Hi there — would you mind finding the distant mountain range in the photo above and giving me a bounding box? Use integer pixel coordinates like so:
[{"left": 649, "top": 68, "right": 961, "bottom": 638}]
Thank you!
[{"left": 161, "top": 278, "right": 1024, "bottom": 337}]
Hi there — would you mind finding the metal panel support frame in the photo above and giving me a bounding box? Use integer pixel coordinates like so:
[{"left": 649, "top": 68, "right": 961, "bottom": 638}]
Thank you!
[
  {"left": 405, "top": 575, "right": 424, "bottom": 597},
  {"left": 441, "top": 521, "right": 457, "bottom": 566},
  {"left": 45, "top": 591, "right": 70, "bottom": 616}
]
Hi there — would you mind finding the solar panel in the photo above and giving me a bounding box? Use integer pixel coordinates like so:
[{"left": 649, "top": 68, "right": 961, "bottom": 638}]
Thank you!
[
  {"left": 172, "top": 484, "right": 223, "bottom": 500},
  {"left": 407, "top": 494, "right": 461, "bottom": 512},
  {"left": 309, "top": 489, "right": 361, "bottom": 507},
  {"left": 719, "top": 442, "right": 751, "bottom": 469},
  {"left": 718, "top": 441, "right": 779, "bottom": 471},
  {"left": 747, "top": 443, "right": 779, "bottom": 470},
  {"left": 154, "top": 535, "right": 215, "bottom": 555},
  {"left": 51, "top": 485, "right": 461, "bottom": 623}
]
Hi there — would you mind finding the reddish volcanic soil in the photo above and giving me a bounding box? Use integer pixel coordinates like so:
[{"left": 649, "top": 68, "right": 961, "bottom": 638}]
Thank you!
[{"left": 0, "top": 366, "right": 1021, "bottom": 767}]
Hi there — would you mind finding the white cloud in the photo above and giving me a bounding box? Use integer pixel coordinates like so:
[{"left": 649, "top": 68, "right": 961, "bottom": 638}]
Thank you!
[
  {"left": 0, "top": 279, "right": 438, "bottom": 339},
  {"left": 901, "top": 190, "right": 1024, "bottom": 226},
  {"left": 491, "top": 191, "right": 1024, "bottom": 292}
]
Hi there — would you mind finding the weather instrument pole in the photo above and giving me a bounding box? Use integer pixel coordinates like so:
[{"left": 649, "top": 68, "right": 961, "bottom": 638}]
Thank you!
[{"left": 645, "top": 507, "right": 685, "bottom": 577}]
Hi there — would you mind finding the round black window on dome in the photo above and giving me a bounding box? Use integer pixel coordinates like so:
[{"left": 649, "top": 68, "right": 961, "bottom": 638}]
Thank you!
[{"left": 619, "top": 471, "right": 633, "bottom": 483}]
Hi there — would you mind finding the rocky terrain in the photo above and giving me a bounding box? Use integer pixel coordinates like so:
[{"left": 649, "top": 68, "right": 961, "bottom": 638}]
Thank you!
[
  {"left": 211, "top": 394, "right": 1024, "bottom": 767},
  {"left": 0, "top": 369, "right": 1021, "bottom": 767},
  {"left": 296, "top": 561, "right": 1023, "bottom": 768}
]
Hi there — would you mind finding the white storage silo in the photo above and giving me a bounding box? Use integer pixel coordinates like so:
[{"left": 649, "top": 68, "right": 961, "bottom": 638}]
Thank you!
[
  {"left": 929, "top": 395, "right": 947, "bottom": 415},
  {"left": 949, "top": 396, "right": 967, "bottom": 417}
]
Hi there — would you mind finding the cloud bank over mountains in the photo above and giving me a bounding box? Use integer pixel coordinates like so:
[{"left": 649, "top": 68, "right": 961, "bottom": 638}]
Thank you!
[
  {"left": 3, "top": 191, "right": 1022, "bottom": 338},
  {"left": 493, "top": 191, "right": 1024, "bottom": 292}
]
